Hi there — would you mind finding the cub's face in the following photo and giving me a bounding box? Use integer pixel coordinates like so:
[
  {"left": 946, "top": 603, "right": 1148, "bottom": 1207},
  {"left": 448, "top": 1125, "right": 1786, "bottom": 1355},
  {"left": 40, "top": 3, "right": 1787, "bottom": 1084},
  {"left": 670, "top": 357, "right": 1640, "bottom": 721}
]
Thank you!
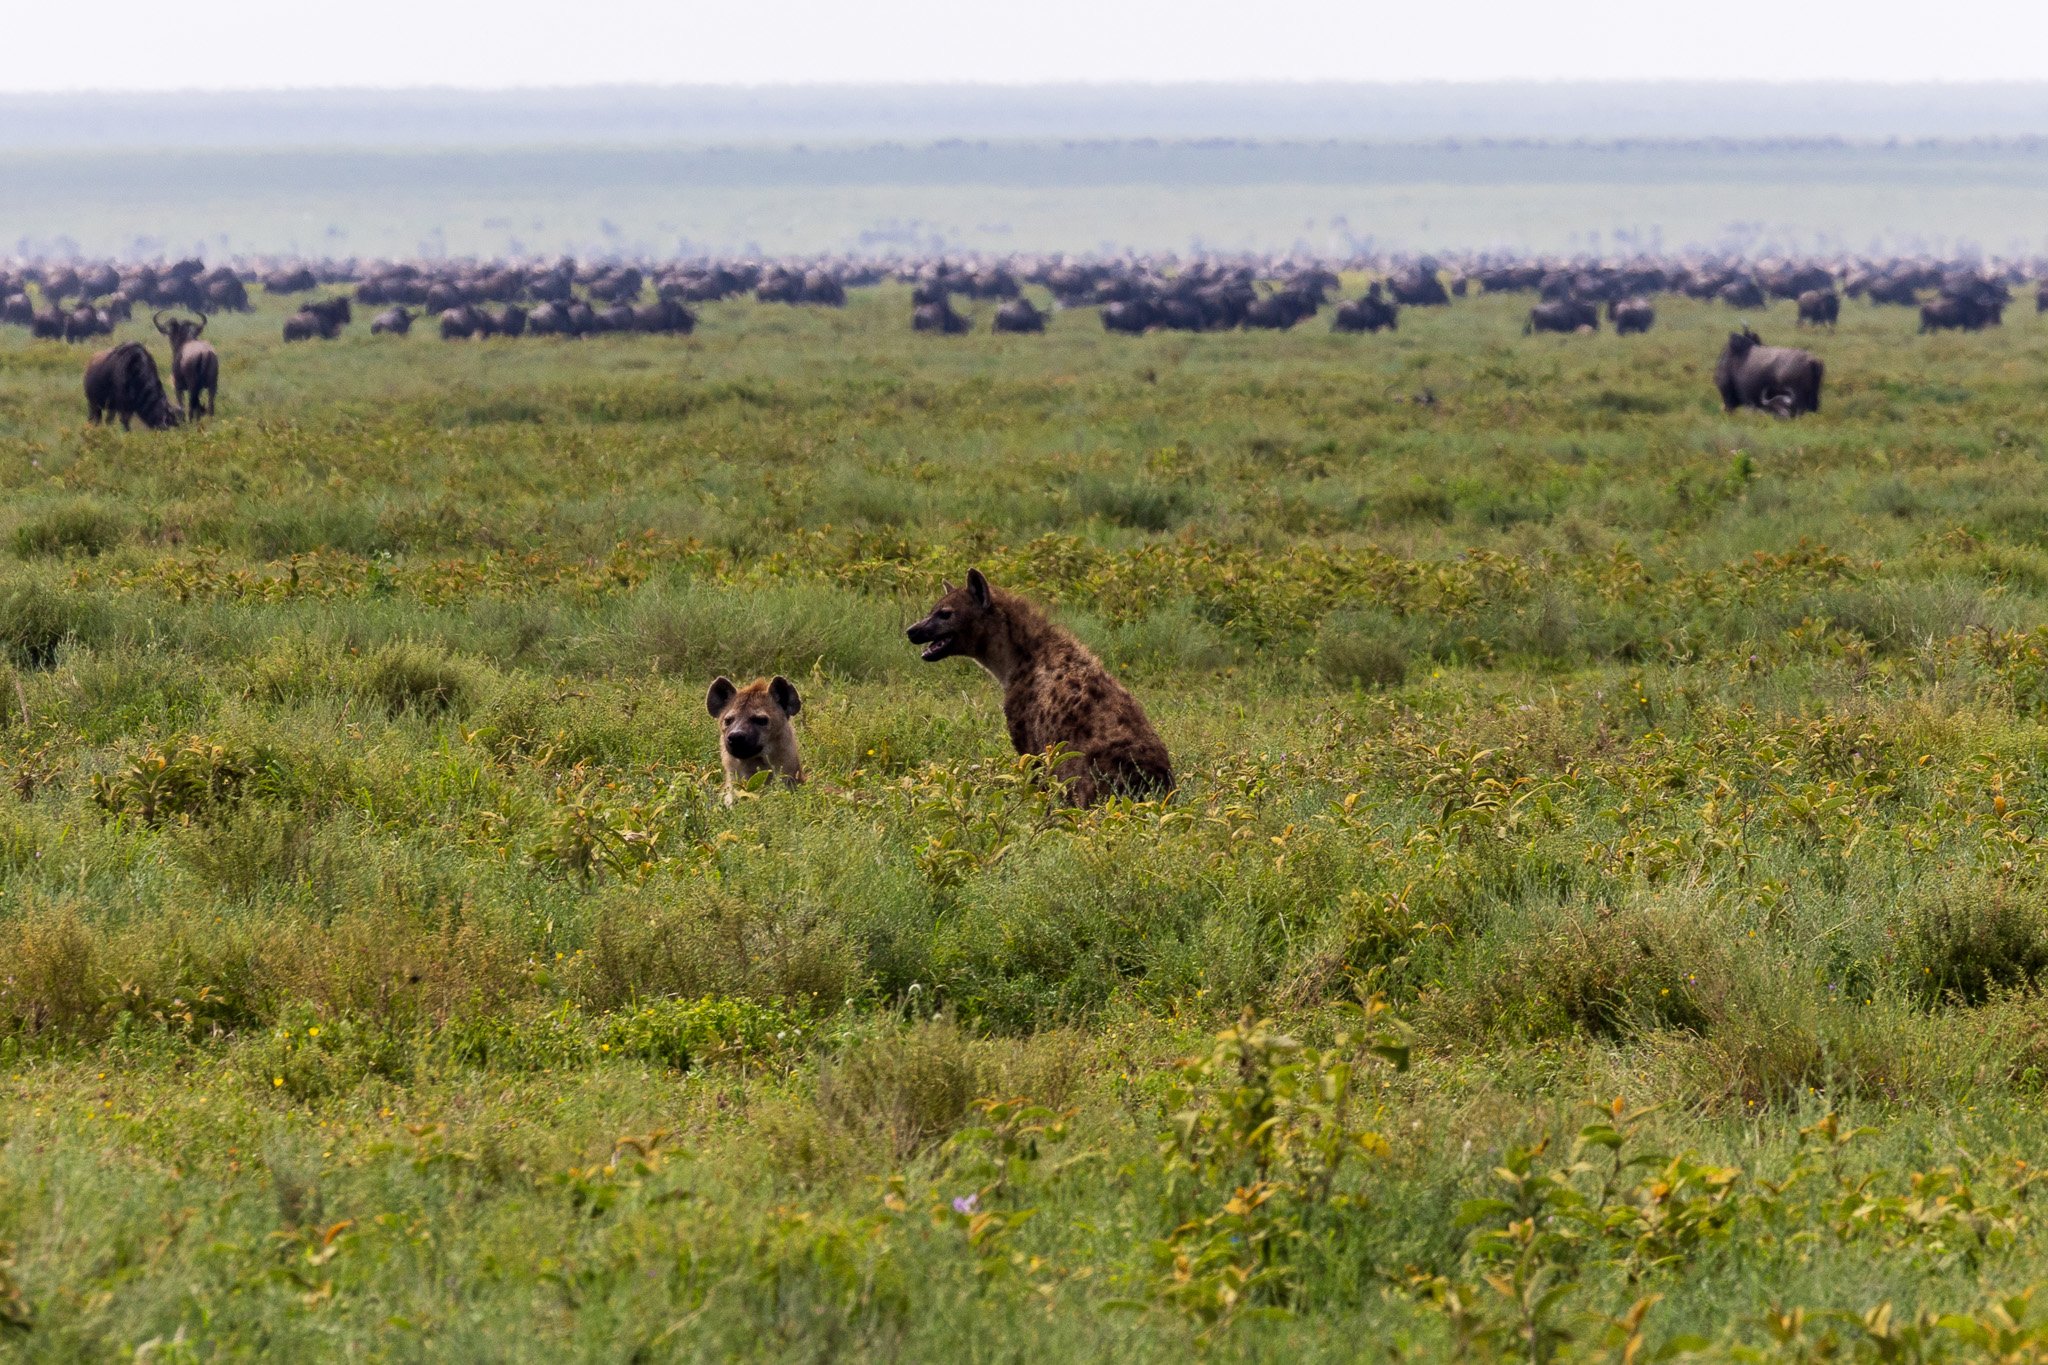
[
  {"left": 705, "top": 675, "right": 801, "bottom": 761},
  {"left": 905, "top": 569, "right": 994, "bottom": 663}
]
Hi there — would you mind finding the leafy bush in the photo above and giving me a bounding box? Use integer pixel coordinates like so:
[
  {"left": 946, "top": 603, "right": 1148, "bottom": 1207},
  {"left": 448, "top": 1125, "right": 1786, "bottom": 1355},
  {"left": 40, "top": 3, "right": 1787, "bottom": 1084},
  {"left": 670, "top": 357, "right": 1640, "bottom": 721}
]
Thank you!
[
  {"left": 358, "top": 641, "right": 476, "bottom": 717},
  {"left": 0, "top": 576, "right": 100, "bottom": 668},
  {"left": 1316, "top": 609, "right": 1411, "bottom": 689},
  {"left": 91, "top": 736, "right": 254, "bottom": 828},
  {"left": 13, "top": 499, "right": 128, "bottom": 558},
  {"left": 596, "top": 995, "right": 811, "bottom": 1070},
  {"left": 817, "top": 1015, "right": 987, "bottom": 1160},
  {"left": 1901, "top": 877, "right": 2048, "bottom": 1005}
]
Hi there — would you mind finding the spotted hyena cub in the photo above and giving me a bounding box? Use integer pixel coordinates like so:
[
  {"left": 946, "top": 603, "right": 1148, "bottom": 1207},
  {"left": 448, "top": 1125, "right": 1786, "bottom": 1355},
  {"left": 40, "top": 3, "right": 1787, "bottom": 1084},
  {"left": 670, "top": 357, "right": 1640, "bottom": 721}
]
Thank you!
[
  {"left": 705, "top": 675, "right": 804, "bottom": 803},
  {"left": 906, "top": 569, "right": 1171, "bottom": 805}
]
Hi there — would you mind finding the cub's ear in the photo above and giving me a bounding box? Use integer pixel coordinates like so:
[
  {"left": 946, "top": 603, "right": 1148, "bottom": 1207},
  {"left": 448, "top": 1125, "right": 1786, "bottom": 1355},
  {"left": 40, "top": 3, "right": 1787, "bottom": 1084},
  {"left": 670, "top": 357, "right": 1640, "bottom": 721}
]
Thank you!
[
  {"left": 769, "top": 675, "right": 801, "bottom": 716},
  {"left": 966, "top": 568, "right": 991, "bottom": 607},
  {"left": 706, "top": 676, "right": 737, "bottom": 717}
]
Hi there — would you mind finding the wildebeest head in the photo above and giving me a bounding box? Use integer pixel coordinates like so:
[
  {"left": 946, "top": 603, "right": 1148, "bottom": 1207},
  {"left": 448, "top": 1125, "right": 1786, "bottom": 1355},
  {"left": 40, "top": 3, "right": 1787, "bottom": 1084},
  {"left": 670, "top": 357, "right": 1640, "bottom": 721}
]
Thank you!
[
  {"left": 1724, "top": 326, "right": 1762, "bottom": 360},
  {"left": 153, "top": 310, "right": 206, "bottom": 352}
]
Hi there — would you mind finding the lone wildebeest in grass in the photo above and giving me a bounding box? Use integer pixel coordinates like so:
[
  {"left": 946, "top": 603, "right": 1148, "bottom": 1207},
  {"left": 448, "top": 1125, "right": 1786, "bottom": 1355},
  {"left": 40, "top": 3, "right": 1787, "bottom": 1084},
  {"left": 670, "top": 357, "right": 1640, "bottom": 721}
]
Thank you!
[
  {"left": 1796, "top": 289, "right": 1840, "bottom": 328},
  {"left": 1331, "top": 283, "right": 1398, "bottom": 333},
  {"left": 154, "top": 311, "right": 218, "bottom": 420},
  {"left": 905, "top": 569, "right": 1172, "bottom": 807},
  {"left": 913, "top": 299, "right": 971, "bottom": 334},
  {"left": 1608, "top": 297, "right": 1656, "bottom": 335},
  {"left": 84, "top": 341, "right": 181, "bottom": 430},
  {"left": 1715, "top": 327, "right": 1823, "bottom": 417},
  {"left": 992, "top": 297, "right": 1046, "bottom": 333},
  {"left": 705, "top": 675, "right": 805, "bottom": 805},
  {"left": 371, "top": 306, "right": 415, "bottom": 335},
  {"left": 1526, "top": 298, "right": 1599, "bottom": 334}
]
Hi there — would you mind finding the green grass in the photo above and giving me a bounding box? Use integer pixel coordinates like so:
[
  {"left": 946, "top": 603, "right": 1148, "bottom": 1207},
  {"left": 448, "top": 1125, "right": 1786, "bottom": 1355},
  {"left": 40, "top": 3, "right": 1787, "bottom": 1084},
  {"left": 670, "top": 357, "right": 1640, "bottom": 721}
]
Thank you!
[{"left": 4, "top": 284, "right": 2048, "bottom": 1358}]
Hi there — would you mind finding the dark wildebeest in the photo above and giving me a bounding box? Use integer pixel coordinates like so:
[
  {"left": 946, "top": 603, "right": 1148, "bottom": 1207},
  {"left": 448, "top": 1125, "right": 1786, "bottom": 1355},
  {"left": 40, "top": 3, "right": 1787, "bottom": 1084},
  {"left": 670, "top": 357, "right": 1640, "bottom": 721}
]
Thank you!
[
  {"left": 1526, "top": 299, "right": 1600, "bottom": 334},
  {"left": 64, "top": 307, "right": 111, "bottom": 343},
  {"left": 2038, "top": 280, "right": 2048, "bottom": 314},
  {"left": 154, "top": 312, "right": 218, "bottom": 420},
  {"left": 302, "top": 297, "right": 351, "bottom": 334},
  {"left": 282, "top": 311, "right": 323, "bottom": 342},
  {"left": 1919, "top": 282, "right": 2005, "bottom": 332},
  {"left": 526, "top": 301, "right": 571, "bottom": 336},
  {"left": 1715, "top": 327, "right": 1823, "bottom": 418},
  {"left": 1388, "top": 268, "right": 1451, "bottom": 306},
  {"left": 1331, "top": 283, "right": 1398, "bottom": 333},
  {"left": 992, "top": 297, "right": 1046, "bottom": 333},
  {"left": 1100, "top": 299, "right": 1154, "bottom": 334},
  {"left": 1243, "top": 289, "right": 1314, "bottom": 330},
  {"left": 439, "top": 305, "right": 494, "bottom": 340},
  {"left": 1718, "top": 277, "right": 1767, "bottom": 308},
  {"left": 913, "top": 299, "right": 971, "bottom": 334},
  {"left": 370, "top": 306, "right": 415, "bottom": 335},
  {"left": 30, "top": 307, "right": 64, "bottom": 340},
  {"left": 1796, "top": 289, "right": 1840, "bottom": 328},
  {"left": 84, "top": 341, "right": 182, "bottom": 430},
  {"left": 1608, "top": 297, "right": 1656, "bottom": 335}
]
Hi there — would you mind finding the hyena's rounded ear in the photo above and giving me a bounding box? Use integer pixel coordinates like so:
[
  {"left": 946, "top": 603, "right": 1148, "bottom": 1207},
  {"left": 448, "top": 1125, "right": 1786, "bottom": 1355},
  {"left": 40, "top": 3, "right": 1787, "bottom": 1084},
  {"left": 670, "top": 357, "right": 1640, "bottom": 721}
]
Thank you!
[
  {"left": 706, "top": 676, "right": 737, "bottom": 717},
  {"left": 769, "top": 675, "right": 801, "bottom": 716},
  {"left": 966, "top": 568, "right": 991, "bottom": 607}
]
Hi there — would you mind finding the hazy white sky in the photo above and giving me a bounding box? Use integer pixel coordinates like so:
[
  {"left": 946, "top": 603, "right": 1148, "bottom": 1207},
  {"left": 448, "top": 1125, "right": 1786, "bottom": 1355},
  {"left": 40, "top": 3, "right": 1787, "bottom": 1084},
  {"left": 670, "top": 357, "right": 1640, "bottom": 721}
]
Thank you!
[{"left": 8, "top": 0, "right": 2048, "bottom": 91}]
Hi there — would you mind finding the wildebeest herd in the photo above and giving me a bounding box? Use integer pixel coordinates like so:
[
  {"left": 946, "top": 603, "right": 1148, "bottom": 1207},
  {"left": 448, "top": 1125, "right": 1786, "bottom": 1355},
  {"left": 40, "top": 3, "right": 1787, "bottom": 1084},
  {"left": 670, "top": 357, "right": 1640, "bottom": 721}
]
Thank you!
[{"left": 6, "top": 247, "right": 2047, "bottom": 429}]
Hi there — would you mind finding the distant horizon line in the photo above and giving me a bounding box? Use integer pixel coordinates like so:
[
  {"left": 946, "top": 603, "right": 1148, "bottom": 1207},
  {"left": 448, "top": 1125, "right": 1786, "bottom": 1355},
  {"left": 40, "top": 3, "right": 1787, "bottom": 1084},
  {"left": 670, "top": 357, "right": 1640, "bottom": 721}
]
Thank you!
[{"left": 12, "top": 77, "right": 2048, "bottom": 97}]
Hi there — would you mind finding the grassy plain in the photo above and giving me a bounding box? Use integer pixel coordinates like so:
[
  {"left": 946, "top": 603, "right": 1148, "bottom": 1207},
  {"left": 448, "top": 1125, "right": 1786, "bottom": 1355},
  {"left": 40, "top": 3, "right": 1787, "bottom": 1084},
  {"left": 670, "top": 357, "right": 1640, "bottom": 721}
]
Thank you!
[{"left": 1, "top": 287, "right": 2048, "bottom": 1357}]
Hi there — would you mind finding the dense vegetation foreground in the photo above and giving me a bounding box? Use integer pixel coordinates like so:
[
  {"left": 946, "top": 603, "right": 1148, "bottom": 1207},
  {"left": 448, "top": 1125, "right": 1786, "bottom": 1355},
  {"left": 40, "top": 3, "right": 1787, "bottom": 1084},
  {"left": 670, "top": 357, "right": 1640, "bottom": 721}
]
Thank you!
[{"left": 5, "top": 289, "right": 2048, "bottom": 1359}]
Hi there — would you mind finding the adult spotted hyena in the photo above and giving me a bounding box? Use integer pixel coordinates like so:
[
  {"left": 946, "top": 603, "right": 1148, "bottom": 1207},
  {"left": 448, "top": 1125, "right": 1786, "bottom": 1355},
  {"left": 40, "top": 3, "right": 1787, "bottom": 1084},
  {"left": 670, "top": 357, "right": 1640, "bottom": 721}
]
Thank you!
[
  {"left": 905, "top": 569, "right": 1171, "bottom": 805},
  {"left": 706, "top": 675, "right": 805, "bottom": 803}
]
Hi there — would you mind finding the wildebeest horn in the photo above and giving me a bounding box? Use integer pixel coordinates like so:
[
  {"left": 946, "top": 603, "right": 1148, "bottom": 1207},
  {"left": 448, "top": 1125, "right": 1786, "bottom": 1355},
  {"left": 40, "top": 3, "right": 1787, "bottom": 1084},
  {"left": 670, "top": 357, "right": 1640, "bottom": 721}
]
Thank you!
[
  {"left": 192, "top": 312, "right": 207, "bottom": 336},
  {"left": 152, "top": 309, "right": 170, "bottom": 334}
]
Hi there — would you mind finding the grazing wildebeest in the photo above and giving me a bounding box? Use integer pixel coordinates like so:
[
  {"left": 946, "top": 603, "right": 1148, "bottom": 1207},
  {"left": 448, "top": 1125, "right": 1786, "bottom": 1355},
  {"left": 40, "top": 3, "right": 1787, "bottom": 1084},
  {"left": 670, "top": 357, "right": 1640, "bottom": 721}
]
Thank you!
[
  {"left": 1919, "top": 280, "right": 2005, "bottom": 332},
  {"left": 913, "top": 298, "right": 970, "bottom": 334},
  {"left": 154, "top": 312, "right": 218, "bottom": 420},
  {"left": 1388, "top": 267, "right": 1451, "bottom": 306},
  {"left": 1715, "top": 327, "right": 1823, "bottom": 417},
  {"left": 282, "top": 311, "right": 322, "bottom": 342},
  {"left": 1718, "top": 277, "right": 1767, "bottom": 308},
  {"left": 1331, "top": 283, "right": 1398, "bottom": 333},
  {"left": 84, "top": 341, "right": 181, "bottom": 430},
  {"left": 1100, "top": 299, "right": 1154, "bottom": 334},
  {"left": 64, "top": 307, "right": 111, "bottom": 343},
  {"left": 302, "top": 297, "right": 351, "bottom": 333},
  {"left": 370, "top": 306, "right": 415, "bottom": 335},
  {"left": 1608, "top": 297, "right": 1656, "bottom": 335},
  {"left": 992, "top": 297, "right": 1046, "bottom": 333},
  {"left": 1242, "top": 289, "right": 1315, "bottom": 330},
  {"left": 439, "top": 305, "right": 494, "bottom": 340},
  {"left": 2, "top": 292, "right": 31, "bottom": 326},
  {"left": 2038, "top": 280, "right": 2048, "bottom": 313},
  {"left": 1525, "top": 298, "right": 1600, "bottom": 334},
  {"left": 1796, "top": 289, "right": 1840, "bottom": 328},
  {"left": 30, "top": 307, "right": 64, "bottom": 340},
  {"left": 526, "top": 301, "right": 571, "bottom": 336}
]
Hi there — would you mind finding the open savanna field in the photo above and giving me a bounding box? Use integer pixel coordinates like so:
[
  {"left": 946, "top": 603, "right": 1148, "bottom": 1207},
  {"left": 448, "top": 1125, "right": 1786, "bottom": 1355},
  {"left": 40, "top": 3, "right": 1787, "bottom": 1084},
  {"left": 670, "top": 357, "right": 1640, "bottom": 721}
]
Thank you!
[{"left": 6, "top": 285, "right": 2048, "bottom": 1359}]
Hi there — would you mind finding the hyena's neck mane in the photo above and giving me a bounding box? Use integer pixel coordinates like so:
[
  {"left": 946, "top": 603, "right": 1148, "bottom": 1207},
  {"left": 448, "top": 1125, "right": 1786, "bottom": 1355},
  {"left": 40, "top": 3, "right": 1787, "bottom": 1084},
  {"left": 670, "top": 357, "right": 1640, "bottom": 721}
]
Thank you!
[{"left": 975, "top": 591, "right": 1084, "bottom": 686}]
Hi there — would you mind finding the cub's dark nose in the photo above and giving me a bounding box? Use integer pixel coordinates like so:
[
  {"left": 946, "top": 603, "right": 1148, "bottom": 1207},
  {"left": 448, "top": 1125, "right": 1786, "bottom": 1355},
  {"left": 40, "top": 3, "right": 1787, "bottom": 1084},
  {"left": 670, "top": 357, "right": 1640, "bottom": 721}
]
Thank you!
[
  {"left": 905, "top": 622, "right": 929, "bottom": 643},
  {"left": 723, "top": 732, "right": 763, "bottom": 760}
]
